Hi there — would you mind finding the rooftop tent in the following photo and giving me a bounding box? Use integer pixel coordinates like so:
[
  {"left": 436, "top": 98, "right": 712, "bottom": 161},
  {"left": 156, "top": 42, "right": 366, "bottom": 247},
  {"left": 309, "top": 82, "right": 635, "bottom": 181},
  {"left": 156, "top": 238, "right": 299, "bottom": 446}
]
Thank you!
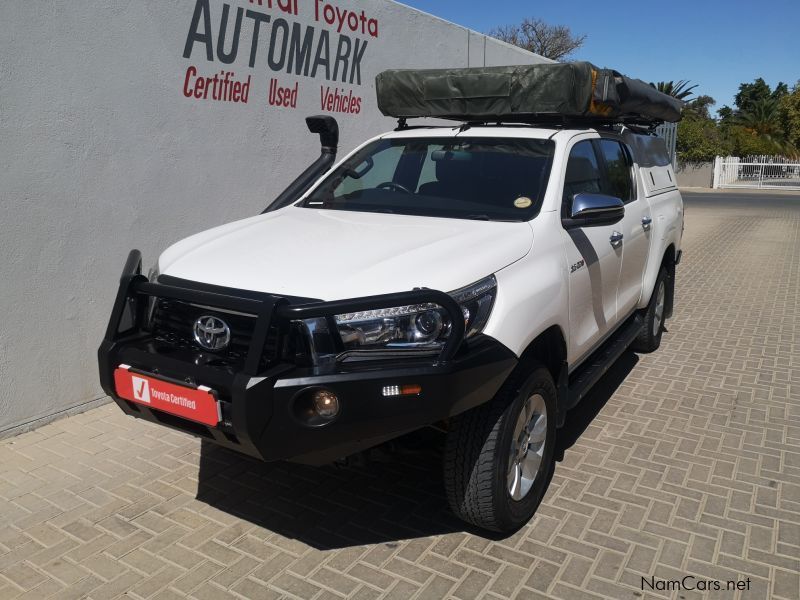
[{"left": 375, "top": 62, "right": 683, "bottom": 124}]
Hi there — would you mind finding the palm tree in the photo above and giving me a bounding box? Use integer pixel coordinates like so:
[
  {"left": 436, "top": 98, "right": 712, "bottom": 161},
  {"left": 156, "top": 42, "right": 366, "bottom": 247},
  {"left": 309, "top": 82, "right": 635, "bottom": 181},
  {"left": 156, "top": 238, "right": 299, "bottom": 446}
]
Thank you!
[
  {"left": 649, "top": 80, "right": 698, "bottom": 101},
  {"left": 737, "top": 97, "right": 781, "bottom": 136},
  {"left": 736, "top": 96, "right": 793, "bottom": 153}
]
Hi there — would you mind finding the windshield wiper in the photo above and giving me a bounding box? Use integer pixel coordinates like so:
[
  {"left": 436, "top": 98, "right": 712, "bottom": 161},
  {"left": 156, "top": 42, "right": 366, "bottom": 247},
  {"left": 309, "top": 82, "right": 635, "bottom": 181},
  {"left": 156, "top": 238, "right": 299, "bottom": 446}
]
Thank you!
[{"left": 464, "top": 214, "right": 523, "bottom": 222}]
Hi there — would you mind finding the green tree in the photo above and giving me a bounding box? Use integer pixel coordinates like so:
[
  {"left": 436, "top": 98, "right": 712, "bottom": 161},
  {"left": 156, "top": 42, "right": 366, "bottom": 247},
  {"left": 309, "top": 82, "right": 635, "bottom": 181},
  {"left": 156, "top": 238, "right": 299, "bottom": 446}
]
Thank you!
[
  {"left": 737, "top": 97, "right": 782, "bottom": 136},
  {"left": 778, "top": 81, "right": 800, "bottom": 154},
  {"left": 717, "top": 105, "right": 735, "bottom": 124},
  {"left": 735, "top": 78, "right": 788, "bottom": 112},
  {"left": 676, "top": 117, "right": 729, "bottom": 163},
  {"left": 725, "top": 125, "right": 780, "bottom": 157},
  {"left": 649, "top": 80, "right": 698, "bottom": 101},
  {"left": 677, "top": 78, "right": 798, "bottom": 161},
  {"left": 684, "top": 95, "right": 716, "bottom": 120},
  {"left": 719, "top": 78, "right": 794, "bottom": 155},
  {"left": 734, "top": 78, "right": 772, "bottom": 112},
  {"left": 721, "top": 78, "right": 789, "bottom": 125}
]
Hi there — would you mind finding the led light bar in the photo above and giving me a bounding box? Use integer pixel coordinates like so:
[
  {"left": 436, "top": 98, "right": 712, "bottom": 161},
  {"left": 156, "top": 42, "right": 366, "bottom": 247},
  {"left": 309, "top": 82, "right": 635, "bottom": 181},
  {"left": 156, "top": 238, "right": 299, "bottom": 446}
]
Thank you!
[
  {"left": 336, "top": 303, "right": 440, "bottom": 324},
  {"left": 382, "top": 384, "right": 423, "bottom": 397}
]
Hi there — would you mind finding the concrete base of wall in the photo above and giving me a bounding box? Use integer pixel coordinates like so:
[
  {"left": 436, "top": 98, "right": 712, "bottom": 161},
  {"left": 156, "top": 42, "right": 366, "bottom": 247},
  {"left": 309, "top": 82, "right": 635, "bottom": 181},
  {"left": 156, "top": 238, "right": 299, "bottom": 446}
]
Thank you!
[
  {"left": 676, "top": 162, "right": 713, "bottom": 188},
  {"left": 0, "top": 396, "right": 110, "bottom": 441}
]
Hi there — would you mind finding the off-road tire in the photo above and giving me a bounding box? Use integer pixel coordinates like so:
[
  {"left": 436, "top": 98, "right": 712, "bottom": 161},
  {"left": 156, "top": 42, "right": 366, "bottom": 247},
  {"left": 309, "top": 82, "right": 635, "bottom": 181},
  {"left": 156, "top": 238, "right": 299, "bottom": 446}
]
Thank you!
[
  {"left": 443, "top": 364, "right": 557, "bottom": 532},
  {"left": 631, "top": 266, "right": 668, "bottom": 353}
]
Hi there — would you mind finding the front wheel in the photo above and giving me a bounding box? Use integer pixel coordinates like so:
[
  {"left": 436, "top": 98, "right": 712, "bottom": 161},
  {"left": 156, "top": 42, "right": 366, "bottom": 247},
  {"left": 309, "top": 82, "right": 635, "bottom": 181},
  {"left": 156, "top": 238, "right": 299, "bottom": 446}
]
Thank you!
[{"left": 444, "top": 365, "right": 557, "bottom": 532}]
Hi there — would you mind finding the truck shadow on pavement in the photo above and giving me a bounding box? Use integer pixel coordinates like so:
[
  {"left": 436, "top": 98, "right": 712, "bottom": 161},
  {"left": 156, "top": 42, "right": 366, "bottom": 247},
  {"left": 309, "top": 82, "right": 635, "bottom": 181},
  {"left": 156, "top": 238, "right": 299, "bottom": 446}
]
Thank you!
[{"left": 195, "top": 351, "right": 639, "bottom": 549}]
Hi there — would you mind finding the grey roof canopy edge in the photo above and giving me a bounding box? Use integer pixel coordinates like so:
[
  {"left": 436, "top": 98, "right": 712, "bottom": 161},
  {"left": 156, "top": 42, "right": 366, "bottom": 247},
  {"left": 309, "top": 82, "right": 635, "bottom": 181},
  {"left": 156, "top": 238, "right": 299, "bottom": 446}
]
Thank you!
[{"left": 375, "top": 62, "right": 682, "bottom": 125}]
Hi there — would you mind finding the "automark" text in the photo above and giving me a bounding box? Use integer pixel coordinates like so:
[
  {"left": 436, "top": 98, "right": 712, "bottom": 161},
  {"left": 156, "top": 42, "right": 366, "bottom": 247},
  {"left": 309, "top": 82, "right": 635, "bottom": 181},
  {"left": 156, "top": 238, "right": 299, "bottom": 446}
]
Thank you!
[{"left": 183, "top": 0, "right": 371, "bottom": 85}]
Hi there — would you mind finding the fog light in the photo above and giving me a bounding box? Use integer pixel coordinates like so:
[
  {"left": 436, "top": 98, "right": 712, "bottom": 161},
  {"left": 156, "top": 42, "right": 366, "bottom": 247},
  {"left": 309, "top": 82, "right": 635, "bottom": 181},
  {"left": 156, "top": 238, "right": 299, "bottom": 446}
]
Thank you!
[{"left": 312, "top": 389, "right": 339, "bottom": 418}]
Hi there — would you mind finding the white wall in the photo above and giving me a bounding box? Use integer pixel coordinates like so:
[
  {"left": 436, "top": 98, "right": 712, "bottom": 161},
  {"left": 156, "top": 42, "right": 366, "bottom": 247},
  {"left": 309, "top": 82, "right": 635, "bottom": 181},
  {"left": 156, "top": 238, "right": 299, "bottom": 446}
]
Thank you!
[
  {"left": 0, "top": 0, "right": 547, "bottom": 434},
  {"left": 675, "top": 162, "right": 714, "bottom": 188}
]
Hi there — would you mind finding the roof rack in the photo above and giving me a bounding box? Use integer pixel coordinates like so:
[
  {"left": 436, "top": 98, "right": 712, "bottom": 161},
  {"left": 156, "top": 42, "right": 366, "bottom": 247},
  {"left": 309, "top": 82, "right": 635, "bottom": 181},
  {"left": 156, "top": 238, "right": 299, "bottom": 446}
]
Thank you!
[
  {"left": 396, "top": 115, "right": 660, "bottom": 130},
  {"left": 377, "top": 62, "right": 682, "bottom": 127}
]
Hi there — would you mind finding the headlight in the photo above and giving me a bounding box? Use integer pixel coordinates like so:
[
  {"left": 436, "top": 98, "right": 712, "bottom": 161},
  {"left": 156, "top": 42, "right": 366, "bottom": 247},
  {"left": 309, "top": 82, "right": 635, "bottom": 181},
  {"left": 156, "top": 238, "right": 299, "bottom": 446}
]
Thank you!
[
  {"left": 295, "top": 275, "right": 497, "bottom": 363},
  {"left": 336, "top": 302, "right": 449, "bottom": 351}
]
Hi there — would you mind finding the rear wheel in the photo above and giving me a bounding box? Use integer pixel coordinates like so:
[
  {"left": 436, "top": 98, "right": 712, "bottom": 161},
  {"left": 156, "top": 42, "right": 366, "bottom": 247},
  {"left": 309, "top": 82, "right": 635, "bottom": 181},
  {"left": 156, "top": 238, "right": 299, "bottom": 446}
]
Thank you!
[
  {"left": 631, "top": 266, "right": 668, "bottom": 353},
  {"left": 444, "top": 365, "right": 557, "bottom": 532}
]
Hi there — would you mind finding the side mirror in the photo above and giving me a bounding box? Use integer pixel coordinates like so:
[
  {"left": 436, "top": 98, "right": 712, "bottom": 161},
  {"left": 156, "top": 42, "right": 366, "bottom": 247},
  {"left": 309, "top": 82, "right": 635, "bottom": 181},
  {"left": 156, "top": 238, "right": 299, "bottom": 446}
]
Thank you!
[{"left": 564, "top": 193, "right": 624, "bottom": 228}]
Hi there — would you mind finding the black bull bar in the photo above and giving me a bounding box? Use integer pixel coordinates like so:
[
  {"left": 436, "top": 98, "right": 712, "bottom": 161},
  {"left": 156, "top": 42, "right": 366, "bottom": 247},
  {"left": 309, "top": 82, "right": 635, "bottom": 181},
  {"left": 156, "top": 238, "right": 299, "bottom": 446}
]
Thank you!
[
  {"left": 97, "top": 250, "right": 477, "bottom": 462},
  {"left": 102, "top": 250, "right": 465, "bottom": 371}
]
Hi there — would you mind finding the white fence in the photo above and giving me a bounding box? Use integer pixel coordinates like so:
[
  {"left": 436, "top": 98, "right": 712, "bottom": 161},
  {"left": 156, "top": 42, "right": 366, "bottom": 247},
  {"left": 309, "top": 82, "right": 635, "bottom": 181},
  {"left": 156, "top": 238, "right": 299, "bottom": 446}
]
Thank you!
[
  {"left": 655, "top": 122, "right": 677, "bottom": 168},
  {"left": 713, "top": 155, "right": 800, "bottom": 190}
]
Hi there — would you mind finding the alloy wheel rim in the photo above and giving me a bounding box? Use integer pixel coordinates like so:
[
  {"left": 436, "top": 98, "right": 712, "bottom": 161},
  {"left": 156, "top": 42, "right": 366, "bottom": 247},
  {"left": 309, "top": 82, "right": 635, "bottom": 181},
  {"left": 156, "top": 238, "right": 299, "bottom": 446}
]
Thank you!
[
  {"left": 507, "top": 393, "right": 548, "bottom": 501},
  {"left": 653, "top": 280, "right": 666, "bottom": 336}
]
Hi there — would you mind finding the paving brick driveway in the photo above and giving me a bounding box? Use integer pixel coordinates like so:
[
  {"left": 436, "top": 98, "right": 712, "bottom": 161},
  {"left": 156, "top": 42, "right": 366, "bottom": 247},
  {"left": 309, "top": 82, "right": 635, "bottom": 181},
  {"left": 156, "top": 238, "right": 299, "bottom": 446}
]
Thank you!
[{"left": 1, "top": 192, "right": 798, "bottom": 600}]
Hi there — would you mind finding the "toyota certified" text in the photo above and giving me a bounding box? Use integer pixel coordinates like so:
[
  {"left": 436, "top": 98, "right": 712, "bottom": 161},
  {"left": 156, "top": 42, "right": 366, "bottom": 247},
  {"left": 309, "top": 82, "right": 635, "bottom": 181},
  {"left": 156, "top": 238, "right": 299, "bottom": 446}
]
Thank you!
[{"left": 150, "top": 389, "right": 197, "bottom": 410}]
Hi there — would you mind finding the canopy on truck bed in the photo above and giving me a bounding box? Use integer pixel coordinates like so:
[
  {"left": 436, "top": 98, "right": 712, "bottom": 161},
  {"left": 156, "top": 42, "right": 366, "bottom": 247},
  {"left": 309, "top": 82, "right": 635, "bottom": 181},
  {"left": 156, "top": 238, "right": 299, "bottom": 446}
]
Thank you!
[{"left": 376, "top": 62, "right": 682, "bottom": 125}]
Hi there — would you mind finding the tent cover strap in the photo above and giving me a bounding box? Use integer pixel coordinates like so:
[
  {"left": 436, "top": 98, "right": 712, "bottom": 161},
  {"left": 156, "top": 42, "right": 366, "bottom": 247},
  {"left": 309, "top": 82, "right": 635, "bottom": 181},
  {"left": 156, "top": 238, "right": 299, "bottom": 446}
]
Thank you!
[{"left": 375, "top": 62, "right": 682, "bottom": 124}]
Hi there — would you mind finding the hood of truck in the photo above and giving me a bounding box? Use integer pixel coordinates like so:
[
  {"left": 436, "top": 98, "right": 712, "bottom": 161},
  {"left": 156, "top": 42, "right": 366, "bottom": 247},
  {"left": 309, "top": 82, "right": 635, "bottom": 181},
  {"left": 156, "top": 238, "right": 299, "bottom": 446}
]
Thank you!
[{"left": 158, "top": 207, "right": 533, "bottom": 300}]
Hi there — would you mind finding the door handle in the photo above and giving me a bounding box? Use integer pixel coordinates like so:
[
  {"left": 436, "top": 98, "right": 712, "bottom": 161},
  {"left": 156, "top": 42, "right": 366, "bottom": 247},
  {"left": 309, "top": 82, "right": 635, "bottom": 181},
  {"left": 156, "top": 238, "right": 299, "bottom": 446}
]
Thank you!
[
  {"left": 610, "top": 231, "right": 623, "bottom": 247},
  {"left": 642, "top": 216, "right": 653, "bottom": 230}
]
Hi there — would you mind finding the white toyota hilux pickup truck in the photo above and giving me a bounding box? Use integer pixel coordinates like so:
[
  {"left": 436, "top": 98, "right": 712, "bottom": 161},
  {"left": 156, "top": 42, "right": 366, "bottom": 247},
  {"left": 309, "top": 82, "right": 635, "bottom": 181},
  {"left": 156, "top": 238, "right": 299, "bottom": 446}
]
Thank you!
[{"left": 100, "top": 64, "right": 684, "bottom": 532}]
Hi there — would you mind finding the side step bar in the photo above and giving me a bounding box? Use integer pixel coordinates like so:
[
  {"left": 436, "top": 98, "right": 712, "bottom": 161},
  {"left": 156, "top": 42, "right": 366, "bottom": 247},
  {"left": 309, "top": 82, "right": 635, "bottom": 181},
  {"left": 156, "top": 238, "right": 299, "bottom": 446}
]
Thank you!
[{"left": 566, "top": 314, "right": 644, "bottom": 411}]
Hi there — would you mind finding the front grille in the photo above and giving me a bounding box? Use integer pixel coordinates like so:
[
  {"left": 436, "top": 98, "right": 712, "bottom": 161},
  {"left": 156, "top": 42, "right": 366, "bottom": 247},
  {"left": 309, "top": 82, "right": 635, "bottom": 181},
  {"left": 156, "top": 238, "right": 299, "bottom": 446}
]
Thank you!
[{"left": 150, "top": 298, "right": 278, "bottom": 369}]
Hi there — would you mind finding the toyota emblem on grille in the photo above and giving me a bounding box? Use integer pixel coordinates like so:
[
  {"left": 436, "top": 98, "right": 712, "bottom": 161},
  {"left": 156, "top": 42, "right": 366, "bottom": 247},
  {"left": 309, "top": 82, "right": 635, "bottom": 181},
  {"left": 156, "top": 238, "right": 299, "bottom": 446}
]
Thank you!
[{"left": 193, "top": 315, "right": 231, "bottom": 351}]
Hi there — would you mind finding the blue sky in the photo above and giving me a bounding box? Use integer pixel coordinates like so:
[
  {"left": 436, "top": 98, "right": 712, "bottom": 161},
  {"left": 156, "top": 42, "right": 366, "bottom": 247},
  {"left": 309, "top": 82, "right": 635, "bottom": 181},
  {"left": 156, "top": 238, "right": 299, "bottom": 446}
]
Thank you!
[{"left": 400, "top": 1, "right": 799, "bottom": 116}]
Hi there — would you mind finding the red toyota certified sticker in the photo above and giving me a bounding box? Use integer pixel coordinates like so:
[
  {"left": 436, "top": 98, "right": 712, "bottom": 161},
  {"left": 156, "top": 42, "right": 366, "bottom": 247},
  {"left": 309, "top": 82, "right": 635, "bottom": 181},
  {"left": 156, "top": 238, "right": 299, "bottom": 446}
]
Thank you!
[{"left": 113, "top": 365, "right": 220, "bottom": 427}]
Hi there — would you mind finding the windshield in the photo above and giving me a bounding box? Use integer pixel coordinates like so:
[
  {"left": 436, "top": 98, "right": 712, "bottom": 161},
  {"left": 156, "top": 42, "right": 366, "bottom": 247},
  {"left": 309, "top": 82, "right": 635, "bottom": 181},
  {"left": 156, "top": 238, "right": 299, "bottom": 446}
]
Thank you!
[{"left": 301, "top": 136, "right": 555, "bottom": 221}]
